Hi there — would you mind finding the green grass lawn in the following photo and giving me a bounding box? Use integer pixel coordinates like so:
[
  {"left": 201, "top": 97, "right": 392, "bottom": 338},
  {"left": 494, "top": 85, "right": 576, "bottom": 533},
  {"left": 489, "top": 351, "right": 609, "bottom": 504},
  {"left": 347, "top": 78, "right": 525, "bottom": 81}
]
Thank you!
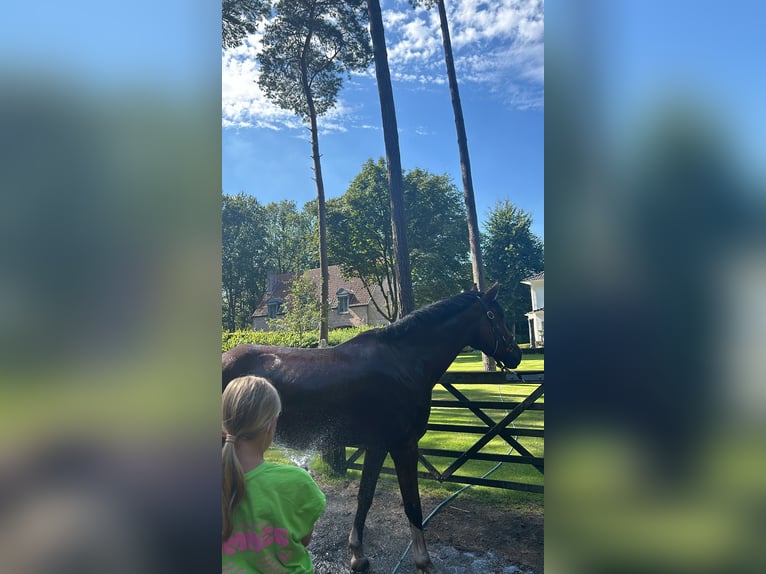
[
  {"left": 423, "top": 350, "right": 542, "bottom": 501},
  {"left": 267, "top": 349, "right": 544, "bottom": 505},
  {"left": 449, "top": 349, "right": 544, "bottom": 371}
]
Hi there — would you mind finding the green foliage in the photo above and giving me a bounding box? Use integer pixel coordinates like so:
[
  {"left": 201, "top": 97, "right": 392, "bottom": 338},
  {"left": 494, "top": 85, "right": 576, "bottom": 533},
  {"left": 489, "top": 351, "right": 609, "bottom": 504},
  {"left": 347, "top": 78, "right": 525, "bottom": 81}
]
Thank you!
[
  {"left": 222, "top": 192, "right": 268, "bottom": 331},
  {"left": 326, "top": 159, "right": 397, "bottom": 318},
  {"left": 327, "top": 159, "right": 472, "bottom": 320},
  {"left": 266, "top": 273, "right": 321, "bottom": 346},
  {"left": 223, "top": 329, "right": 311, "bottom": 350},
  {"left": 263, "top": 200, "right": 318, "bottom": 274},
  {"left": 222, "top": 0, "right": 270, "bottom": 49},
  {"left": 222, "top": 325, "right": 373, "bottom": 352},
  {"left": 222, "top": 194, "right": 320, "bottom": 331},
  {"left": 257, "top": 0, "right": 372, "bottom": 121},
  {"left": 481, "top": 200, "right": 544, "bottom": 341},
  {"left": 257, "top": 0, "right": 373, "bottom": 340},
  {"left": 405, "top": 167, "right": 472, "bottom": 304}
]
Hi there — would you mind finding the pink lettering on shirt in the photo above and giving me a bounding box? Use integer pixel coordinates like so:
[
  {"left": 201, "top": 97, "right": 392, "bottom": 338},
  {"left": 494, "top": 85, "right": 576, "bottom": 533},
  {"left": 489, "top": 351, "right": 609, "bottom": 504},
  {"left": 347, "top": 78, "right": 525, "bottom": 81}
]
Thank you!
[
  {"left": 245, "top": 530, "right": 262, "bottom": 552},
  {"left": 223, "top": 525, "right": 293, "bottom": 556},
  {"left": 261, "top": 526, "right": 274, "bottom": 548},
  {"left": 274, "top": 528, "right": 289, "bottom": 547},
  {"left": 222, "top": 531, "right": 247, "bottom": 555}
]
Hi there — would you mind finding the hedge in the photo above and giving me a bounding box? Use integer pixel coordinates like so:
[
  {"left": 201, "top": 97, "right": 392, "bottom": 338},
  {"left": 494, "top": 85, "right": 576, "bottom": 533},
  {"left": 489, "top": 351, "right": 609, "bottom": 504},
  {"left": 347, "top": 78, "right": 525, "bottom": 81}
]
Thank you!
[
  {"left": 223, "top": 328, "right": 543, "bottom": 355},
  {"left": 222, "top": 327, "right": 373, "bottom": 353}
]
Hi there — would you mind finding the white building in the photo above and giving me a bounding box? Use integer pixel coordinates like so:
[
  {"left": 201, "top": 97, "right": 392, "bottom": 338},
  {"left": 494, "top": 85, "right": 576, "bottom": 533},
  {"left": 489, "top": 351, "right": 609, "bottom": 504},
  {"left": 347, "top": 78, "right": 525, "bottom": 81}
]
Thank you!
[{"left": 521, "top": 271, "right": 544, "bottom": 348}]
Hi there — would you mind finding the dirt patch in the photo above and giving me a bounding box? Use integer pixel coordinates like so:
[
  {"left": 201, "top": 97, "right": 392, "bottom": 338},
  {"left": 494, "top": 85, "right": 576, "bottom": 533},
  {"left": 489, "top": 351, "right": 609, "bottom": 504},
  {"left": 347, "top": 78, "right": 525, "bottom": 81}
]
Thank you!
[{"left": 308, "top": 476, "right": 543, "bottom": 574}]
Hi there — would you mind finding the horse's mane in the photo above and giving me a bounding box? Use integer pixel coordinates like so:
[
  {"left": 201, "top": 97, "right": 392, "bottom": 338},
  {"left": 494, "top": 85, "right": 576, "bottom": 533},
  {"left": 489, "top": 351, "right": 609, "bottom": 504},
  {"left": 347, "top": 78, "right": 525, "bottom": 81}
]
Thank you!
[{"left": 368, "top": 290, "right": 481, "bottom": 341}]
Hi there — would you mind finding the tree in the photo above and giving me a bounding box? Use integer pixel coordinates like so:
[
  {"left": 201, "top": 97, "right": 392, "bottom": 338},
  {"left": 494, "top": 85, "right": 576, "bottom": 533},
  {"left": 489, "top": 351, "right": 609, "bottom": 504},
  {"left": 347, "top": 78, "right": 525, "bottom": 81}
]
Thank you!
[
  {"left": 222, "top": 192, "right": 268, "bottom": 330},
  {"left": 405, "top": 167, "right": 472, "bottom": 304},
  {"left": 366, "top": 0, "right": 415, "bottom": 318},
  {"left": 222, "top": 0, "right": 269, "bottom": 49},
  {"left": 482, "top": 201, "right": 544, "bottom": 341},
  {"left": 267, "top": 273, "right": 320, "bottom": 346},
  {"left": 221, "top": 196, "right": 318, "bottom": 332},
  {"left": 412, "top": 0, "right": 493, "bottom": 369},
  {"left": 263, "top": 200, "right": 317, "bottom": 275},
  {"left": 327, "top": 159, "right": 398, "bottom": 319},
  {"left": 327, "top": 159, "right": 471, "bottom": 321},
  {"left": 411, "top": 0, "right": 484, "bottom": 289},
  {"left": 258, "top": 0, "right": 372, "bottom": 343}
]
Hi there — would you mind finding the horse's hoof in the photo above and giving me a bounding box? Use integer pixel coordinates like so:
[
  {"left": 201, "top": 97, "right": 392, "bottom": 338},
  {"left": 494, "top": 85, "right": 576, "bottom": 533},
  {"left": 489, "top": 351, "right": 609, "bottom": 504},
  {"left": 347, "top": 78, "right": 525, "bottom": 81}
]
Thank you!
[{"left": 350, "top": 556, "right": 370, "bottom": 572}]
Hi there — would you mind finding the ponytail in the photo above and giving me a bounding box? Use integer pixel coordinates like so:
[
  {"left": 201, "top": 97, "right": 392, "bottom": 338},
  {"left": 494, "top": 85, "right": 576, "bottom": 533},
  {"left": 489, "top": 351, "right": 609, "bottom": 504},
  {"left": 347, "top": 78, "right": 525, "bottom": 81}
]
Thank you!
[
  {"left": 222, "top": 441, "right": 246, "bottom": 541},
  {"left": 221, "top": 376, "right": 282, "bottom": 542}
]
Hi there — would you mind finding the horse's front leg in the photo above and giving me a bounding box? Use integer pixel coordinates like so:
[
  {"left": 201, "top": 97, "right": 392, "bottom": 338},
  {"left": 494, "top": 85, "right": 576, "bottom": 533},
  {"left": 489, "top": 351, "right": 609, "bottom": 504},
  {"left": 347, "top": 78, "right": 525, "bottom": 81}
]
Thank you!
[
  {"left": 390, "top": 443, "right": 441, "bottom": 574},
  {"left": 348, "top": 446, "right": 386, "bottom": 572}
]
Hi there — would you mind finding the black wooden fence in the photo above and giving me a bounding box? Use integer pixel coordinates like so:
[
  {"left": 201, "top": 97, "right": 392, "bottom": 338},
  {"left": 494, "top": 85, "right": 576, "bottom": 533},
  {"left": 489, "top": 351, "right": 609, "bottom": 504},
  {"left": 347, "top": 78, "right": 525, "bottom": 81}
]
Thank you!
[{"left": 342, "top": 370, "right": 544, "bottom": 494}]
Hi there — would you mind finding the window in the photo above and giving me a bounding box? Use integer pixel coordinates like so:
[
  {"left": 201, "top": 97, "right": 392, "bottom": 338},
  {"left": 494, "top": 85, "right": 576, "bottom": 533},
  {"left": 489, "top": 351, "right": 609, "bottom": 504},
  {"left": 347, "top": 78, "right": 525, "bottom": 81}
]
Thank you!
[
  {"left": 337, "top": 294, "right": 349, "bottom": 314},
  {"left": 336, "top": 289, "right": 350, "bottom": 314},
  {"left": 267, "top": 298, "right": 282, "bottom": 319}
]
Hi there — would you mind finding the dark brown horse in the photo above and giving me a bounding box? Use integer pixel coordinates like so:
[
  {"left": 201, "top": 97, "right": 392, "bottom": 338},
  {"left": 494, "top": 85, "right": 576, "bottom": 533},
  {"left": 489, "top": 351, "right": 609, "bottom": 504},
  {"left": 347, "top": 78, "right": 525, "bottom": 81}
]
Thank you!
[{"left": 221, "top": 284, "right": 521, "bottom": 574}]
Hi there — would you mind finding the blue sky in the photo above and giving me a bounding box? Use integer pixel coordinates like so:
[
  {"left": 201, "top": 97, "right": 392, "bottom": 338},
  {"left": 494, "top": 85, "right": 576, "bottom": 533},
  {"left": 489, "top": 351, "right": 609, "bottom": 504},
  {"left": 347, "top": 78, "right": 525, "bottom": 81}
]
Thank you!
[
  {"left": 222, "top": 0, "right": 545, "bottom": 240},
  {"left": 595, "top": 1, "right": 766, "bottom": 180}
]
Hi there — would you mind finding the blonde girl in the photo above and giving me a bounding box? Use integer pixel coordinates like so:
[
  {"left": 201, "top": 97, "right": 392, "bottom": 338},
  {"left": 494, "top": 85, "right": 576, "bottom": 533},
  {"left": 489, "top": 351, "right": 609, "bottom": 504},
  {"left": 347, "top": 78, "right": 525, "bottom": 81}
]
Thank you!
[{"left": 222, "top": 376, "right": 325, "bottom": 573}]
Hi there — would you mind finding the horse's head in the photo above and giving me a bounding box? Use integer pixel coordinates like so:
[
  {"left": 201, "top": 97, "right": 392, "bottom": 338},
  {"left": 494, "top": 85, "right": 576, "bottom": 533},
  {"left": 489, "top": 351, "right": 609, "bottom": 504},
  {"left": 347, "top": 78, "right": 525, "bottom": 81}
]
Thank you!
[{"left": 471, "top": 283, "right": 523, "bottom": 369}]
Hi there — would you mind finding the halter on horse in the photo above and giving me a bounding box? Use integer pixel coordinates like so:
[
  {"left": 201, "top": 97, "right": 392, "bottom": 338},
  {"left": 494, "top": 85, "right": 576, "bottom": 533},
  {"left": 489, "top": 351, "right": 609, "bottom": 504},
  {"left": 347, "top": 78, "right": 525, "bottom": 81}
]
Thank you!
[{"left": 222, "top": 283, "right": 521, "bottom": 574}]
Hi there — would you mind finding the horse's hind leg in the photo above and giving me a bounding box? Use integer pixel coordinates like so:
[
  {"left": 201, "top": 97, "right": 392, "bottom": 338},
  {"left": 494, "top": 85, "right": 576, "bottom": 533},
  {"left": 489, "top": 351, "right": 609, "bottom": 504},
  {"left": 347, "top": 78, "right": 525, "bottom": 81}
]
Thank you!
[
  {"left": 349, "top": 446, "right": 386, "bottom": 572},
  {"left": 390, "top": 443, "right": 441, "bottom": 574}
]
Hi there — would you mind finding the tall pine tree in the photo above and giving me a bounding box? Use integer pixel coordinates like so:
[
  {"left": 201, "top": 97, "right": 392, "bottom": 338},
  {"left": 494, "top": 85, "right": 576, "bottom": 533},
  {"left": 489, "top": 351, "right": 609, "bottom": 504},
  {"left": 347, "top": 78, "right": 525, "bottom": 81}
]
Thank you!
[{"left": 258, "top": 0, "right": 371, "bottom": 342}]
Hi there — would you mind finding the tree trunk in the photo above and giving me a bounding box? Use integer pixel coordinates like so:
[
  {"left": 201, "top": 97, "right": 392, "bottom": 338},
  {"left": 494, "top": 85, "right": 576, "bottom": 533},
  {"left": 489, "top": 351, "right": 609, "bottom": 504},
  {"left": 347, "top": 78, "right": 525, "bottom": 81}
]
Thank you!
[
  {"left": 367, "top": 0, "right": 414, "bottom": 318},
  {"left": 313, "top": 122, "right": 330, "bottom": 343},
  {"left": 301, "top": 57, "right": 330, "bottom": 342},
  {"left": 437, "top": 0, "right": 494, "bottom": 370}
]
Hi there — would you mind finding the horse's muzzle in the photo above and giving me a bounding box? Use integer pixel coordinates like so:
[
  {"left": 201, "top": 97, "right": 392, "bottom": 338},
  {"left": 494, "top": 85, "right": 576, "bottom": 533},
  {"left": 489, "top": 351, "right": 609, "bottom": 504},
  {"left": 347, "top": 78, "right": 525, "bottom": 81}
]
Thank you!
[{"left": 501, "top": 346, "right": 523, "bottom": 369}]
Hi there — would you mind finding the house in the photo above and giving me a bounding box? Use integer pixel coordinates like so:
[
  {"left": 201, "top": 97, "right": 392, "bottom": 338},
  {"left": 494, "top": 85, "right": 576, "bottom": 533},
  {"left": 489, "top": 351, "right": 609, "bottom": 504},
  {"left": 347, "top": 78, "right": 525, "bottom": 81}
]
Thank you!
[
  {"left": 521, "top": 271, "right": 544, "bottom": 348},
  {"left": 252, "top": 265, "right": 391, "bottom": 331}
]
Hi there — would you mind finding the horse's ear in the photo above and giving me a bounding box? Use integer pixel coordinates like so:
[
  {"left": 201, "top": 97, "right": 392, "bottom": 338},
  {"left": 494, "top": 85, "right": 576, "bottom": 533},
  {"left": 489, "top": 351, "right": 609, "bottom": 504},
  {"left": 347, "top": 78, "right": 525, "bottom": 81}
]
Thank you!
[{"left": 482, "top": 282, "right": 500, "bottom": 301}]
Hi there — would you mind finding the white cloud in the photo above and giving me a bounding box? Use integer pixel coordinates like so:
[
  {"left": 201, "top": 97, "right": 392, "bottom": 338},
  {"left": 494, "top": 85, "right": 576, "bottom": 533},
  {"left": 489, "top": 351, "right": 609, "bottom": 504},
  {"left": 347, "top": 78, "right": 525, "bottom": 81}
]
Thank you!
[
  {"left": 386, "top": 14, "right": 441, "bottom": 63},
  {"left": 222, "top": 35, "right": 363, "bottom": 133},
  {"left": 385, "top": 0, "right": 544, "bottom": 108},
  {"left": 222, "top": 0, "right": 544, "bottom": 129},
  {"left": 222, "top": 35, "right": 298, "bottom": 130}
]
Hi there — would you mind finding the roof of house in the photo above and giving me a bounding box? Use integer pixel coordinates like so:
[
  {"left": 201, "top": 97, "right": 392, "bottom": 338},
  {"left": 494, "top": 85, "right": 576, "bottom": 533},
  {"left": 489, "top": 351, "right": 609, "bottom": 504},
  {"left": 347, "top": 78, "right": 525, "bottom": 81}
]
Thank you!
[
  {"left": 252, "top": 265, "right": 375, "bottom": 317},
  {"left": 521, "top": 271, "right": 544, "bottom": 283}
]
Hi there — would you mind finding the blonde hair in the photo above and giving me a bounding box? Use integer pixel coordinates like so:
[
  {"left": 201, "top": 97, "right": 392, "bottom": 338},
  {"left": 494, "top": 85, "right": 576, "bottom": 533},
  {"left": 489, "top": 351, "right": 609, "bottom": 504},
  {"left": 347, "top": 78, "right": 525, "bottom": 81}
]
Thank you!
[{"left": 222, "top": 376, "right": 282, "bottom": 541}]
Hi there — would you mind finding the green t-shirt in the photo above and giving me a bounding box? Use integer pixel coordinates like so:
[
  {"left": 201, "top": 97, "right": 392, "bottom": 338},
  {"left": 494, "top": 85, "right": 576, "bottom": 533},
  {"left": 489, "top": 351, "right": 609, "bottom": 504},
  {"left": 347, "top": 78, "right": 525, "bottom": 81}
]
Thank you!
[{"left": 222, "top": 462, "right": 326, "bottom": 573}]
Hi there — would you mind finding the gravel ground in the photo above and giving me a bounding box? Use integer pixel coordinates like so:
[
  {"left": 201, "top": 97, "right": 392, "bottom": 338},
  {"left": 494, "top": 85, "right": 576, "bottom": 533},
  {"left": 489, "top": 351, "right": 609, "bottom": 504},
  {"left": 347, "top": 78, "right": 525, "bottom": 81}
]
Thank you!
[{"left": 307, "top": 475, "right": 543, "bottom": 574}]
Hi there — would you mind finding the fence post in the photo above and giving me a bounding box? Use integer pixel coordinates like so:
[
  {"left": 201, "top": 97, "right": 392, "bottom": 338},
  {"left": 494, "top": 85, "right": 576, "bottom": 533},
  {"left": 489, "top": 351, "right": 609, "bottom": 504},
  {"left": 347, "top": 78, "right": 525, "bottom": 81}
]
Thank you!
[{"left": 321, "top": 446, "right": 346, "bottom": 475}]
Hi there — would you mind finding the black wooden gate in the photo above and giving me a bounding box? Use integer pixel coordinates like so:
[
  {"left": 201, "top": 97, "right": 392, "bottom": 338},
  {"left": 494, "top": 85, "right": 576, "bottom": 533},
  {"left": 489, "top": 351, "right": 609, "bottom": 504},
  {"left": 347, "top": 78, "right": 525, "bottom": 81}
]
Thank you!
[{"left": 344, "top": 370, "right": 544, "bottom": 493}]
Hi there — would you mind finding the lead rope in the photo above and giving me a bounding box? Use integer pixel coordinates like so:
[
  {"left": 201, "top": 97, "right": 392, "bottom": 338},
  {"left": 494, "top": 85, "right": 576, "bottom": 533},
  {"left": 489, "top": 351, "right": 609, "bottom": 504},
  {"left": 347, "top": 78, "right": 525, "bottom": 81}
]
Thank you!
[{"left": 390, "top": 372, "right": 518, "bottom": 574}]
